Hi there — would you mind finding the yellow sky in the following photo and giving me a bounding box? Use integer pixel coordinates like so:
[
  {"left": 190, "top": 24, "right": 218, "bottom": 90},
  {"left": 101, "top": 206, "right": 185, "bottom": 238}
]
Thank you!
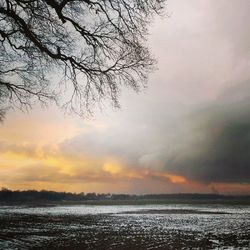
[{"left": 0, "top": 109, "right": 249, "bottom": 194}]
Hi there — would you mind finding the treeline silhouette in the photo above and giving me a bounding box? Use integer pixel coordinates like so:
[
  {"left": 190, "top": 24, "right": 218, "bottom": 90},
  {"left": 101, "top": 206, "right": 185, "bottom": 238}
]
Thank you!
[{"left": 1, "top": 188, "right": 250, "bottom": 203}]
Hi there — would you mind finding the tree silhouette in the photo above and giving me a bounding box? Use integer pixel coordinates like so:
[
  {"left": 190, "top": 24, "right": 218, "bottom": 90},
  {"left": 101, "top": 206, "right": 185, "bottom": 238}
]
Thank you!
[{"left": 0, "top": 0, "right": 166, "bottom": 117}]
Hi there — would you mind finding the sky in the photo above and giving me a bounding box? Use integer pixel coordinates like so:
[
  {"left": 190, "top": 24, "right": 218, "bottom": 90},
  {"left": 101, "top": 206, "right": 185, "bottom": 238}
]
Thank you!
[{"left": 1, "top": 0, "right": 250, "bottom": 194}]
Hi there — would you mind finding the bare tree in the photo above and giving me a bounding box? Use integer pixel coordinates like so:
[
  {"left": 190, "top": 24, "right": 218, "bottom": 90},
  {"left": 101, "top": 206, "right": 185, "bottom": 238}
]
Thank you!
[{"left": 0, "top": 0, "right": 166, "bottom": 117}]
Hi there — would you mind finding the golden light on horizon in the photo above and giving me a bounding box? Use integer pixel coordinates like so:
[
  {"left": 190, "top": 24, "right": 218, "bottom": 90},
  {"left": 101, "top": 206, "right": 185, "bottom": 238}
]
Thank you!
[
  {"left": 0, "top": 109, "right": 249, "bottom": 195},
  {"left": 163, "top": 174, "right": 187, "bottom": 184}
]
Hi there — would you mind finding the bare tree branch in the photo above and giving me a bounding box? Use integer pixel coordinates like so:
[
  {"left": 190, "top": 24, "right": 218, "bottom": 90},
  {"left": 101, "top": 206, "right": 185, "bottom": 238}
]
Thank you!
[{"left": 0, "top": 0, "right": 166, "bottom": 118}]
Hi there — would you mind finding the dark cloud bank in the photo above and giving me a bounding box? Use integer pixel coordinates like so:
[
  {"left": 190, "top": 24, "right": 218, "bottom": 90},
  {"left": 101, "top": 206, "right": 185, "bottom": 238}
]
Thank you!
[
  {"left": 165, "top": 83, "right": 250, "bottom": 184},
  {"left": 61, "top": 82, "right": 250, "bottom": 185}
]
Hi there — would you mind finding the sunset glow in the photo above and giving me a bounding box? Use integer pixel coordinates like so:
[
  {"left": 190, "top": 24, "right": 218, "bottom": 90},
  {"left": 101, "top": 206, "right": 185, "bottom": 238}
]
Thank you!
[{"left": 0, "top": 112, "right": 249, "bottom": 195}]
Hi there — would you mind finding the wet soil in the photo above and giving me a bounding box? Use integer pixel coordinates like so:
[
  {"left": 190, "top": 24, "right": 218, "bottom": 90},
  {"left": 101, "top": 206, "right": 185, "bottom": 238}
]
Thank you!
[{"left": 0, "top": 209, "right": 249, "bottom": 250}]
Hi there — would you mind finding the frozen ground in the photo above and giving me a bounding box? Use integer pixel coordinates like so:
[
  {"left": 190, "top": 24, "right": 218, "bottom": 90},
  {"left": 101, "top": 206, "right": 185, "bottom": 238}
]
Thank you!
[{"left": 0, "top": 204, "right": 249, "bottom": 249}]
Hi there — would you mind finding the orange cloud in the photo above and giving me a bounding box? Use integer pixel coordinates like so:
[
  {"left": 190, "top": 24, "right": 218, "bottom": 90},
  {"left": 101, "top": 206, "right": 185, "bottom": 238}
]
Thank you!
[
  {"left": 0, "top": 142, "right": 189, "bottom": 193},
  {"left": 1, "top": 141, "right": 249, "bottom": 194},
  {"left": 0, "top": 110, "right": 249, "bottom": 195}
]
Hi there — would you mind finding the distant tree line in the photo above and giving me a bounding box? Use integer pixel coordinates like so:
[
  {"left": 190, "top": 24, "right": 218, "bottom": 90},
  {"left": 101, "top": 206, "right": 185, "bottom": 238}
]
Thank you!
[{"left": 1, "top": 188, "right": 250, "bottom": 204}]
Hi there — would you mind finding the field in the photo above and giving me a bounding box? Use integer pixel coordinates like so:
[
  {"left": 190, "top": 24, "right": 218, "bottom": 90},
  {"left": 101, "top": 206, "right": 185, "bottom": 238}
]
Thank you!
[{"left": 0, "top": 203, "right": 249, "bottom": 249}]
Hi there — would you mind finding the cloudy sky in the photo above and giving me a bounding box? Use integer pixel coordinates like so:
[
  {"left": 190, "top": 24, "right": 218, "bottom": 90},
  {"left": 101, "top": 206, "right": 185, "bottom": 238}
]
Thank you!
[{"left": 1, "top": 0, "right": 250, "bottom": 194}]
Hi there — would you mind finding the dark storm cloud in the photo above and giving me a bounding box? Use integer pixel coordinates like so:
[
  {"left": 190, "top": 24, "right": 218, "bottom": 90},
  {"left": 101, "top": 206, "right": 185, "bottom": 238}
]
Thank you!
[
  {"left": 164, "top": 82, "right": 250, "bottom": 183},
  {"left": 60, "top": 81, "right": 250, "bottom": 184}
]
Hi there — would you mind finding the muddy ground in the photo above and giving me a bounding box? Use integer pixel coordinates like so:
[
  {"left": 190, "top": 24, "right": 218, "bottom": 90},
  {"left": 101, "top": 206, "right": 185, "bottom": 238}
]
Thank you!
[{"left": 0, "top": 207, "right": 249, "bottom": 249}]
